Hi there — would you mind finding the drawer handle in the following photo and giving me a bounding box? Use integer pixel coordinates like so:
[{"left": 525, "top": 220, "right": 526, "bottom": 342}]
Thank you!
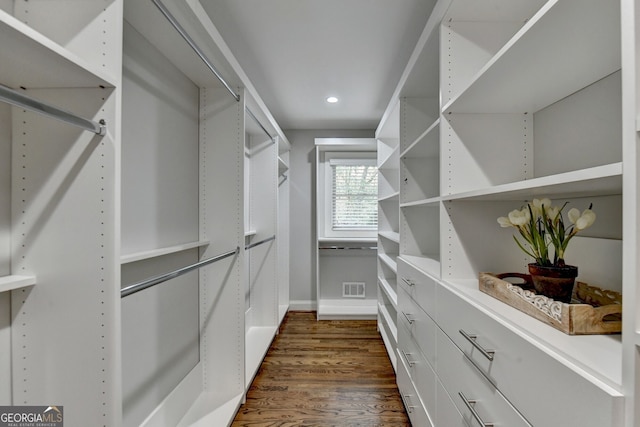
[
  {"left": 401, "top": 277, "right": 415, "bottom": 287},
  {"left": 459, "top": 392, "right": 494, "bottom": 427},
  {"left": 459, "top": 329, "right": 495, "bottom": 361},
  {"left": 400, "top": 393, "right": 415, "bottom": 414},
  {"left": 401, "top": 349, "right": 417, "bottom": 367},
  {"left": 402, "top": 311, "right": 415, "bottom": 324}
]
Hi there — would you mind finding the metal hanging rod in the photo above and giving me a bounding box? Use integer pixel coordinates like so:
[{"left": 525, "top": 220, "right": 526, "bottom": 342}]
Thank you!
[
  {"left": 151, "top": 0, "right": 240, "bottom": 102},
  {"left": 319, "top": 246, "right": 378, "bottom": 250},
  {"left": 245, "top": 107, "right": 274, "bottom": 141},
  {"left": 245, "top": 235, "right": 276, "bottom": 251},
  {"left": 121, "top": 247, "right": 239, "bottom": 298},
  {"left": 0, "top": 84, "right": 106, "bottom": 136}
]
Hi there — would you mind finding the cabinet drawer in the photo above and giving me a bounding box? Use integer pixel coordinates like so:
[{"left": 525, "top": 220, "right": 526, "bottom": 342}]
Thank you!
[
  {"left": 397, "top": 322, "right": 436, "bottom": 418},
  {"left": 437, "top": 284, "right": 622, "bottom": 427},
  {"left": 398, "top": 257, "right": 437, "bottom": 318},
  {"left": 398, "top": 287, "right": 436, "bottom": 366},
  {"left": 435, "top": 377, "right": 468, "bottom": 427},
  {"left": 397, "top": 355, "right": 433, "bottom": 427},
  {"left": 436, "top": 328, "right": 531, "bottom": 427}
]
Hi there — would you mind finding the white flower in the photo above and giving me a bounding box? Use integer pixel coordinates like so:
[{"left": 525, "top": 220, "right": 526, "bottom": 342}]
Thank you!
[
  {"left": 545, "top": 205, "right": 560, "bottom": 221},
  {"left": 508, "top": 208, "right": 530, "bottom": 226},
  {"left": 569, "top": 208, "right": 596, "bottom": 230},
  {"left": 531, "top": 198, "right": 552, "bottom": 218},
  {"left": 497, "top": 216, "right": 513, "bottom": 227}
]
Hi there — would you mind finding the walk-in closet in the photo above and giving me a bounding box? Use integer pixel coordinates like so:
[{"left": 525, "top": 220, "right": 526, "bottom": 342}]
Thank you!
[{"left": 2, "top": 0, "right": 640, "bottom": 426}]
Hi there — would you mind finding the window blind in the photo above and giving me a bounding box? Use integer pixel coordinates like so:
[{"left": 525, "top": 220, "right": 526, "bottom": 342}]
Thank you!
[{"left": 330, "top": 159, "right": 378, "bottom": 231}]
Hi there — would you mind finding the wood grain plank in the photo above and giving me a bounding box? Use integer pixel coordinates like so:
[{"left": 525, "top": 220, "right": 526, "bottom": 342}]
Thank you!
[{"left": 231, "top": 311, "right": 410, "bottom": 426}]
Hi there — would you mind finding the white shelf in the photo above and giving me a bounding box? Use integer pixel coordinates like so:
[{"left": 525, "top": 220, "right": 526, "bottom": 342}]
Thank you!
[
  {"left": 400, "top": 255, "right": 441, "bottom": 280},
  {"left": 441, "top": 162, "right": 622, "bottom": 202},
  {"left": 121, "top": 240, "right": 210, "bottom": 264},
  {"left": 400, "top": 119, "right": 440, "bottom": 158},
  {"left": 245, "top": 326, "right": 277, "bottom": 389},
  {"left": 443, "top": 0, "right": 620, "bottom": 114},
  {"left": 278, "top": 156, "right": 289, "bottom": 175},
  {"left": 0, "top": 9, "right": 117, "bottom": 89},
  {"left": 244, "top": 230, "right": 257, "bottom": 238},
  {"left": 378, "top": 276, "right": 398, "bottom": 308},
  {"left": 378, "top": 313, "right": 398, "bottom": 372},
  {"left": 318, "top": 237, "right": 377, "bottom": 243},
  {"left": 378, "top": 301, "right": 398, "bottom": 344},
  {"left": 379, "top": 145, "right": 400, "bottom": 170},
  {"left": 176, "top": 392, "right": 244, "bottom": 427},
  {"left": 0, "top": 275, "right": 36, "bottom": 293},
  {"left": 443, "top": 278, "right": 623, "bottom": 394},
  {"left": 317, "top": 299, "right": 378, "bottom": 320},
  {"left": 400, "top": 197, "right": 441, "bottom": 208},
  {"left": 378, "top": 191, "right": 400, "bottom": 202},
  {"left": 378, "top": 253, "right": 398, "bottom": 273},
  {"left": 378, "top": 231, "right": 400, "bottom": 243}
]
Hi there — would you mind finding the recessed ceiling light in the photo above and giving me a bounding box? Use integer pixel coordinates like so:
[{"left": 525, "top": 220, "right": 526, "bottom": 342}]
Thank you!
[{"left": 326, "top": 96, "right": 339, "bottom": 103}]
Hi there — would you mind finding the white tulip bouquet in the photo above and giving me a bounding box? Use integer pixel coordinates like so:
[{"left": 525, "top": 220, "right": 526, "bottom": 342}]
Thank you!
[{"left": 497, "top": 198, "right": 596, "bottom": 267}]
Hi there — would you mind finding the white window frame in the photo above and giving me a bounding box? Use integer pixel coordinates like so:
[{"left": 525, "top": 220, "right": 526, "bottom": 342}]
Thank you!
[{"left": 320, "top": 151, "right": 377, "bottom": 239}]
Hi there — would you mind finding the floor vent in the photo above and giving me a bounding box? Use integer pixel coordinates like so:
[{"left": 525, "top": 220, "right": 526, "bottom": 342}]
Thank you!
[{"left": 343, "top": 282, "right": 366, "bottom": 298}]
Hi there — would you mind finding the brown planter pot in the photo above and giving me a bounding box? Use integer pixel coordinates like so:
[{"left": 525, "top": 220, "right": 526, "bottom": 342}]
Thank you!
[{"left": 528, "top": 263, "right": 578, "bottom": 303}]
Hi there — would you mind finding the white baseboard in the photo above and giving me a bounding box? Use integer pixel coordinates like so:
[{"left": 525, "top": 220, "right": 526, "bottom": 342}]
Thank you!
[{"left": 288, "top": 300, "right": 316, "bottom": 311}]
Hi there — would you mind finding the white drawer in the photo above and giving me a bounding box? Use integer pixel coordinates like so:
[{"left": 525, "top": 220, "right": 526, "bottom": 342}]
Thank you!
[
  {"left": 436, "top": 328, "right": 531, "bottom": 427},
  {"left": 398, "top": 257, "right": 437, "bottom": 318},
  {"left": 398, "top": 287, "right": 437, "bottom": 366},
  {"left": 437, "top": 283, "right": 622, "bottom": 427},
  {"left": 397, "top": 355, "right": 433, "bottom": 427},
  {"left": 435, "top": 377, "right": 468, "bottom": 427},
  {"left": 397, "top": 321, "right": 436, "bottom": 418}
]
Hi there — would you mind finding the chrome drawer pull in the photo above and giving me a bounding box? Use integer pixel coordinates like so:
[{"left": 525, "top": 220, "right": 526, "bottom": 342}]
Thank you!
[
  {"left": 400, "top": 393, "right": 415, "bottom": 414},
  {"left": 402, "top": 311, "right": 415, "bottom": 324},
  {"left": 401, "top": 277, "right": 415, "bottom": 287},
  {"left": 459, "top": 329, "right": 495, "bottom": 361},
  {"left": 459, "top": 392, "right": 494, "bottom": 427},
  {"left": 401, "top": 349, "right": 417, "bottom": 367}
]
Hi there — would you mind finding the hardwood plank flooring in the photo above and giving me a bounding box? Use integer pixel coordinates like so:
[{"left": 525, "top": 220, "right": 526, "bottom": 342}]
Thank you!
[{"left": 231, "top": 311, "right": 410, "bottom": 427}]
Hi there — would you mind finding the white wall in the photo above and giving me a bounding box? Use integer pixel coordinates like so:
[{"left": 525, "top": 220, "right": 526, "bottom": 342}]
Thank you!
[{"left": 286, "top": 129, "right": 374, "bottom": 309}]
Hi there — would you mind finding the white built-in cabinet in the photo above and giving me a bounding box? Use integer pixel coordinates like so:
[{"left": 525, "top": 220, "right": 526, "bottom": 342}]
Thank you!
[
  {"left": 378, "top": 0, "right": 639, "bottom": 426},
  {"left": 0, "top": 1, "right": 289, "bottom": 426}
]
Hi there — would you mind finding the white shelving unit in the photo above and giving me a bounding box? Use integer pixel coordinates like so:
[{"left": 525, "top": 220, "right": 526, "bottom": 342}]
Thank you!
[
  {"left": 379, "top": 0, "right": 636, "bottom": 426},
  {"left": 0, "top": 1, "right": 290, "bottom": 426}
]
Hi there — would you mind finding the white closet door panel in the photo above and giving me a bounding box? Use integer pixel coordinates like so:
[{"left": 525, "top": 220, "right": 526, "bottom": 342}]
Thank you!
[
  {"left": 121, "top": 23, "right": 199, "bottom": 255},
  {"left": 10, "top": 89, "right": 119, "bottom": 425},
  {"left": 121, "top": 251, "right": 200, "bottom": 427}
]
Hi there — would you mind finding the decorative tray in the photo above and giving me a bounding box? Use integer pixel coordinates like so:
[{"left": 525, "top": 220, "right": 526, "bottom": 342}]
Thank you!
[{"left": 479, "top": 272, "right": 621, "bottom": 335}]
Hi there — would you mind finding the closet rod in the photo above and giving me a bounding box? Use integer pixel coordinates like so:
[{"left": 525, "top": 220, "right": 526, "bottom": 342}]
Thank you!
[
  {"left": 120, "top": 247, "right": 239, "bottom": 298},
  {"left": 151, "top": 0, "right": 240, "bottom": 102},
  {"left": 245, "top": 235, "right": 276, "bottom": 251},
  {"left": 245, "top": 107, "right": 274, "bottom": 141},
  {"left": 319, "top": 246, "right": 378, "bottom": 250},
  {"left": 0, "top": 84, "right": 106, "bottom": 136}
]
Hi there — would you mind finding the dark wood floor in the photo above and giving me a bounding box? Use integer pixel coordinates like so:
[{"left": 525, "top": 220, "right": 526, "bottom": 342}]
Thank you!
[{"left": 231, "top": 311, "right": 410, "bottom": 427}]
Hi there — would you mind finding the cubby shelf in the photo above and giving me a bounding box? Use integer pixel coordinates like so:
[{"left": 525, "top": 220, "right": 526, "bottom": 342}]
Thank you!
[
  {"left": 400, "top": 255, "right": 440, "bottom": 280},
  {"left": 400, "top": 119, "right": 439, "bottom": 158},
  {"left": 378, "top": 253, "right": 398, "bottom": 273},
  {"left": 378, "top": 191, "right": 400, "bottom": 202},
  {"left": 378, "top": 276, "right": 398, "bottom": 308},
  {"left": 443, "top": 0, "right": 620, "bottom": 114},
  {"left": 378, "top": 231, "right": 400, "bottom": 243},
  {"left": 0, "top": 9, "right": 117, "bottom": 89}
]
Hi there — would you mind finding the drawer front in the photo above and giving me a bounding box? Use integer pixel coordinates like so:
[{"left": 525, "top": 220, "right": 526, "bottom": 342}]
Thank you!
[
  {"left": 436, "top": 328, "right": 531, "bottom": 427},
  {"left": 397, "top": 321, "right": 436, "bottom": 418},
  {"left": 398, "top": 257, "right": 437, "bottom": 318},
  {"left": 398, "top": 287, "right": 436, "bottom": 366},
  {"left": 435, "top": 377, "right": 468, "bottom": 427},
  {"left": 397, "top": 356, "right": 433, "bottom": 427},
  {"left": 437, "top": 284, "right": 621, "bottom": 427}
]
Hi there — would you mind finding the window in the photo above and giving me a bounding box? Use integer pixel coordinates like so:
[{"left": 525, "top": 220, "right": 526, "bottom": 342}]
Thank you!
[
  {"left": 330, "top": 159, "right": 378, "bottom": 231},
  {"left": 319, "top": 151, "right": 378, "bottom": 239}
]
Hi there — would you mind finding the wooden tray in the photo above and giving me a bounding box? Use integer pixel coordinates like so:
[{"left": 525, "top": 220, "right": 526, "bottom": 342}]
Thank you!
[{"left": 479, "top": 272, "right": 622, "bottom": 335}]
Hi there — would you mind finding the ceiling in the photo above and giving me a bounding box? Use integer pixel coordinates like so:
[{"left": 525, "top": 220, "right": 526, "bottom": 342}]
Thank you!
[{"left": 198, "top": 0, "right": 434, "bottom": 131}]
